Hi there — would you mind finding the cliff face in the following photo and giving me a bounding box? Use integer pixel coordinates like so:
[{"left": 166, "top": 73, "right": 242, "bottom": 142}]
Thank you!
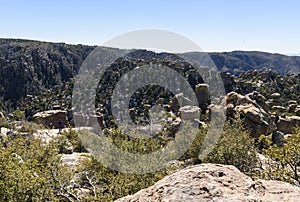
[{"left": 0, "top": 39, "right": 94, "bottom": 107}]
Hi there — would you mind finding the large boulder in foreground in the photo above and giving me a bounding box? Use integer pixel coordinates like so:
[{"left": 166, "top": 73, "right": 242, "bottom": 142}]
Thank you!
[
  {"left": 33, "top": 110, "right": 67, "bottom": 128},
  {"left": 115, "top": 164, "right": 300, "bottom": 202}
]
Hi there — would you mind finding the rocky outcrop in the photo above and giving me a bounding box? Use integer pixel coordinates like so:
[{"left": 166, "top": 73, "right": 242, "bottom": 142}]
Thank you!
[
  {"left": 116, "top": 163, "right": 300, "bottom": 202},
  {"left": 225, "top": 92, "right": 276, "bottom": 137},
  {"left": 179, "top": 105, "right": 201, "bottom": 121},
  {"left": 277, "top": 115, "right": 300, "bottom": 134},
  {"left": 220, "top": 72, "right": 235, "bottom": 93},
  {"left": 33, "top": 110, "right": 68, "bottom": 128},
  {"left": 195, "top": 83, "right": 210, "bottom": 110}
]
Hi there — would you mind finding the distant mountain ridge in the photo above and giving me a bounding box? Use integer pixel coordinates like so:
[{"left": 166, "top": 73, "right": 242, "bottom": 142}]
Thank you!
[
  {"left": 0, "top": 38, "right": 300, "bottom": 110},
  {"left": 182, "top": 51, "right": 300, "bottom": 75}
]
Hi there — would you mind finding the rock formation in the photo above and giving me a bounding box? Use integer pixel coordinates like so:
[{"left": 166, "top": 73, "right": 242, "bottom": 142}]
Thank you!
[
  {"left": 225, "top": 92, "right": 276, "bottom": 137},
  {"left": 277, "top": 115, "right": 300, "bottom": 134},
  {"left": 33, "top": 110, "right": 68, "bottom": 128},
  {"left": 116, "top": 164, "right": 300, "bottom": 202}
]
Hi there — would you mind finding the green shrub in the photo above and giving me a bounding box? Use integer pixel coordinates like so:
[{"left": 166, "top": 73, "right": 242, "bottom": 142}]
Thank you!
[
  {"left": 202, "top": 120, "right": 258, "bottom": 175},
  {"left": 0, "top": 136, "right": 63, "bottom": 201},
  {"left": 258, "top": 127, "right": 300, "bottom": 186},
  {"left": 59, "top": 128, "right": 86, "bottom": 153},
  {"left": 17, "top": 121, "right": 44, "bottom": 134},
  {"left": 12, "top": 109, "right": 25, "bottom": 121},
  {"left": 80, "top": 156, "right": 169, "bottom": 201}
]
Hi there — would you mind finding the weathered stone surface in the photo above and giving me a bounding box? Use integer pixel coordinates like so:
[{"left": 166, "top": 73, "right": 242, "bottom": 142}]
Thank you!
[
  {"left": 235, "top": 104, "right": 264, "bottom": 124},
  {"left": 287, "top": 100, "right": 297, "bottom": 105},
  {"left": 171, "top": 93, "right": 194, "bottom": 113},
  {"left": 179, "top": 106, "right": 201, "bottom": 121},
  {"left": 0, "top": 127, "right": 9, "bottom": 138},
  {"left": 33, "top": 110, "right": 67, "bottom": 128},
  {"left": 270, "top": 92, "right": 281, "bottom": 99},
  {"left": 277, "top": 115, "right": 300, "bottom": 134},
  {"left": 220, "top": 72, "right": 235, "bottom": 93},
  {"left": 247, "top": 91, "right": 269, "bottom": 112},
  {"left": 225, "top": 92, "right": 276, "bottom": 137},
  {"left": 272, "top": 130, "right": 285, "bottom": 147},
  {"left": 288, "top": 103, "right": 297, "bottom": 113},
  {"left": 195, "top": 83, "right": 210, "bottom": 110},
  {"left": 272, "top": 105, "right": 286, "bottom": 113},
  {"left": 116, "top": 164, "right": 300, "bottom": 202}
]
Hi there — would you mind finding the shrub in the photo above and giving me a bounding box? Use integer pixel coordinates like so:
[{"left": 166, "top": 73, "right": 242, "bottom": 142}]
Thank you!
[
  {"left": 17, "top": 121, "right": 44, "bottom": 134},
  {"left": 59, "top": 128, "right": 86, "bottom": 153},
  {"left": 202, "top": 119, "right": 258, "bottom": 175},
  {"left": 0, "top": 136, "right": 63, "bottom": 201},
  {"left": 258, "top": 127, "right": 300, "bottom": 186}
]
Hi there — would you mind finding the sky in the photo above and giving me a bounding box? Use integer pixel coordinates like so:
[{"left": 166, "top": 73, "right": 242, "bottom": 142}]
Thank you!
[{"left": 0, "top": 0, "right": 300, "bottom": 54}]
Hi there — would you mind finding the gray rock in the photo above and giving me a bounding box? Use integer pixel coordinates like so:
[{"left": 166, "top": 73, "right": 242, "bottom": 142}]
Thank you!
[
  {"left": 277, "top": 116, "right": 300, "bottom": 134},
  {"left": 115, "top": 164, "right": 300, "bottom": 202},
  {"left": 171, "top": 93, "right": 193, "bottom": 113},
  {"left": 179, "top": 106, "right": 201, "bottom": 121},
  {"left": 225, "top": 92, "right": 276, "bottom": 137},
  {"left": 247, "top": 91, "right": 269, "bottom": 112},
  {"left": 195, "top": 84, "right": 210, "bottom": 110},
  {"left": 272, "top": 131, "right": 285, "bottom": 147},
  {"left": 296, "top": 108, "right": 300, "bottom": 116},
  {"left": 288, "top": 104, "right": 297, "bottom": 113},
  {"left": 272, "top": 105, "right": 286, "bottom": 113},
  {"left": 33, "top": 110, "right": 68, "bottom": 128},
  {"left": 270, "top": 92, "right": 281, "bottom": 99},
  {"left": 287, "top": 100, "right": 297, "bottom": 105}
]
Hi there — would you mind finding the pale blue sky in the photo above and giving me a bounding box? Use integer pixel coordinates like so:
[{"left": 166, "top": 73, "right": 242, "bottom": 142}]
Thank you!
[{"left": 0, "top": 0, "right": 299, "bottom": 54}]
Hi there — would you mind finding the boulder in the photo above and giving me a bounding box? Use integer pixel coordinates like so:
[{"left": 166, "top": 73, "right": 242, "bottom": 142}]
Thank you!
[
  {"left": 195, "top": 84, "right": 210, "bottom": 110},
  {"left": 296, "top": 107, "right": 300, "bottom": 116},
  {"left": 171, "top": 93, "right": 193, "bottom": 113},
  {"left": 270, "top": 92, "right": 281, "bottom": 99},
  {"left": 115, "top": 164, "right": 300, "bottom": 202},
  {"left": 225, "top": 92, "right": 276, "bottom": 137},
  {"left": 179, "top": 106, "right": 201, "bottom": 121},
  {"left": 272, "top": 106, "right": 286, "bottom": 113},
  {"left": 236, "top": 104, "right": 264, "bottom": 124},
  {"left": 277, "top": 116, "right": 300, "bottom": 134},
  {"left": 33, "top": 110, "right": 67, "bottom": 128},
  {"left": 170, "top": 117, "right": 181, "bottom": 132},
  {"left": 220, "top": 72, "right": 234, "bottom": 93},
  {"left": 272, "top": 131, "right": 285, "bottom": 147},
  {"left": 247, "top": 91, "right": 269, "bottom": 112},
  {"left": 287, "top": 100, "right": 297, "bottom": 105},
  {"left": 288, "top": 104, "right": 297, "bottom": 113}
]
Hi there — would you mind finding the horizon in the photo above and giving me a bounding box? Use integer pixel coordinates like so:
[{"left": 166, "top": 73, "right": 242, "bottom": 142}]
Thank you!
[
  {"left": 1, "top": 0, "right": 300, "bottom": 55},
  {"left": 1, "top": 37, "right": 299, "bottom": 57}
]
